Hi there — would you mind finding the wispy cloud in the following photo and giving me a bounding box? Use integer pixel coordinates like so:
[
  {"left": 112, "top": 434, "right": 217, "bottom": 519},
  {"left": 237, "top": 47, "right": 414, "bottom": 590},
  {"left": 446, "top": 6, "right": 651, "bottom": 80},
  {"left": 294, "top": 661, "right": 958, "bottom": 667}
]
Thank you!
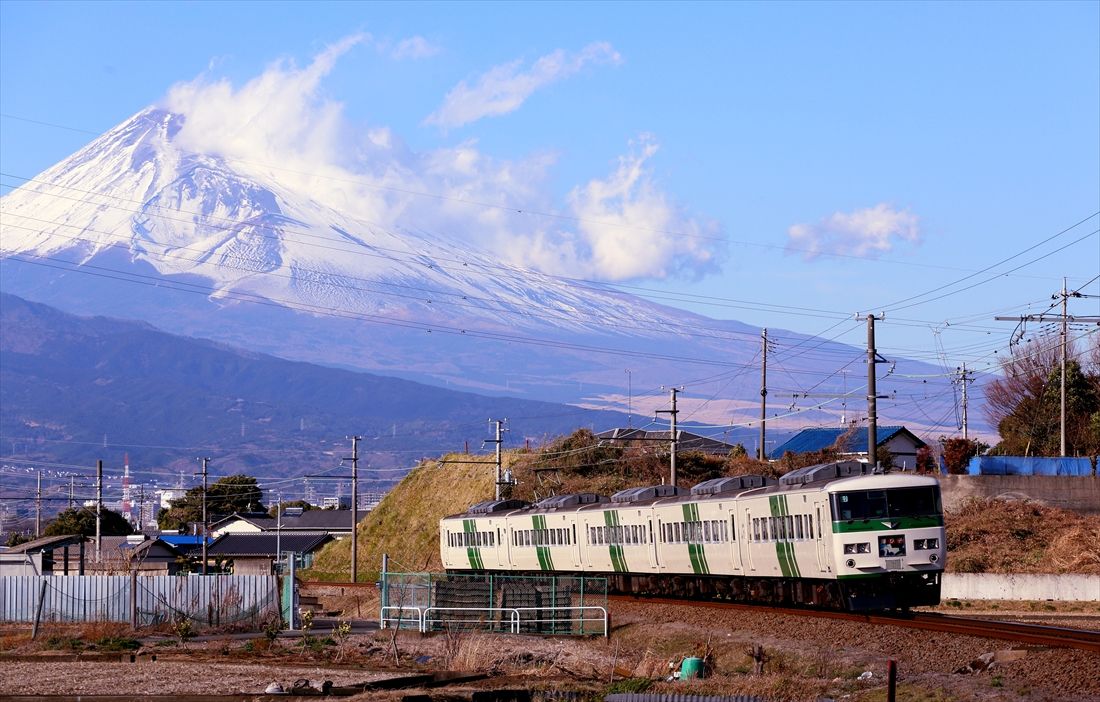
[
  {"left": 424, "top": 42, "right": 622, "bottom": 130},
  {"left": 161, "top": 37, "right": 715, "bottom": 282},
  {"left": 787, "top": 204, "right": 920, "bottom": 260},
  {"left": 390, "top": 36, "right": 440, "bottom": 60}
]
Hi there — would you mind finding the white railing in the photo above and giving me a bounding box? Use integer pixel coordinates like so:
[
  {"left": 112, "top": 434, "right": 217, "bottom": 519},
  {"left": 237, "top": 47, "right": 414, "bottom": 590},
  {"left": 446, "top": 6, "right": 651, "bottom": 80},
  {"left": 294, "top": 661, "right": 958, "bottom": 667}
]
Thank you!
[
  {"left": 386, "top": 604, "right": 609, "bottom": 637},
  {"left": 379, "top": 605, "right": 423, "bottom": 631}
]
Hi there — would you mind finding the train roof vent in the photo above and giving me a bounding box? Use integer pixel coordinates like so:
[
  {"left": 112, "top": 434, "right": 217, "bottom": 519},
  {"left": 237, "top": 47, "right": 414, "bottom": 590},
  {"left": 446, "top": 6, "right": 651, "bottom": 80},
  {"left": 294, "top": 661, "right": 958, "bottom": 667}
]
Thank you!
[
  {"left": 467, "top": 499, "right": 530, "bottom": 514},
  {"left": 691, "top": 475, "right": 772, "bottom": 495},
  {"left": 610, "top": 485, "right": 686, "bottom": 503},
  {"left": 779, "top": 460, "right": 870, "bottom": 487},
  {"left": 535, "top": 493, "right": 609, "bottom": 509}
]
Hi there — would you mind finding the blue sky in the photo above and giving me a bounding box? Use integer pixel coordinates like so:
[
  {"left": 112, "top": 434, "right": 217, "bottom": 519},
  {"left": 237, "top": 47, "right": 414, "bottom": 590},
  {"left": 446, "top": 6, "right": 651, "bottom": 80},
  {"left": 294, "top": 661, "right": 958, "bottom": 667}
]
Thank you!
[{"left": 2, "top": 1, "right": 1098, "bottom": 373}]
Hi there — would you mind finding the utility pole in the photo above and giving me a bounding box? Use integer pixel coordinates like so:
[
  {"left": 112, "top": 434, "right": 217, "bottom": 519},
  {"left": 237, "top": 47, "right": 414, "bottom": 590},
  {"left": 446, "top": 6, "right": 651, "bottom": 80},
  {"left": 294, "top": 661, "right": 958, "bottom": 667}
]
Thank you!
[
  {"left": 197, "top": 457, "right": 209, "bottom": 575},
  {"left": 485, "top": 420, "right": 506, "bottom": 500},
  {"left": 656, "top": 387, "right": 682, "bottom": 487},
  {"left": 956, "top": 364, "right": 974, "bottom": 441},
  {"left": 862, "top": 314, "right": 889, "bottom": 468},
  {"left": 35, "top": 471, "right": 41, "bottom": 538},
  {"left": 759, "top": 328, "right": 768, "bottom": 462},
  {"left": 275, "top": 490, "right": 282, "bottom": 574},
  {"left": 995, "top": 282, "right": 1097, "bottom": 456},
  {"left": 96, "top": 459, "right": 103, "bottom": 564},
  {"left": 69, "top": 476, "right": 75, "bottom": 511},
  {"left": 137, "top": 484, "right": 145, "bottom": 530},
  {"left": 346, "top": 436, "right": 361, "bottom": 583}
]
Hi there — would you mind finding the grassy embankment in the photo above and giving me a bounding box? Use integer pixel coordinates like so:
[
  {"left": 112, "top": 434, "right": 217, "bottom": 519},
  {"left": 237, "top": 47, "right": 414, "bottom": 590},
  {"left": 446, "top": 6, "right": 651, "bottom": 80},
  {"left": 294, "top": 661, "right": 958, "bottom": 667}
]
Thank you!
[{"left": 303, "top": 452, "right": 498, "bottom": 581}]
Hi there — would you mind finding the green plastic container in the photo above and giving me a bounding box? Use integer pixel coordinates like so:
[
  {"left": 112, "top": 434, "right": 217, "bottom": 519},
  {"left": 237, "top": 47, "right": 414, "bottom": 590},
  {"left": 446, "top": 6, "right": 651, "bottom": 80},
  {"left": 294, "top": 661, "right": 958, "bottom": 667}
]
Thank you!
[{"left": 681, "top": 656, "right": 704, "bottom": 680}]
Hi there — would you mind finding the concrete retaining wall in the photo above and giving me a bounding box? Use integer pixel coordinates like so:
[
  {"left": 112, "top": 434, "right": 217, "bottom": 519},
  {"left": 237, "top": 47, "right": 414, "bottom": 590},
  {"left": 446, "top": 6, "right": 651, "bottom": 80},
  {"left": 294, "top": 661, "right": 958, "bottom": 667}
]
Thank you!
[
  {"left": 938, "top": 474, "right": 1100, "bottom": 515},
  {"left": 941, "top": 574, "right": 1100, "bottom": 601}
]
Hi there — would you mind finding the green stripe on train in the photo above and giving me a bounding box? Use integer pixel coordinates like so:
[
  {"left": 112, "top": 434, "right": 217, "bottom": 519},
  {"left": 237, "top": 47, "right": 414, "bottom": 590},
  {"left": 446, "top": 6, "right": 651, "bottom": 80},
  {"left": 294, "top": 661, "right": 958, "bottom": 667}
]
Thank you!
[
  {"left": 832, "top": 516, "right": 944, "bottom": 533},
  {"left": 681, "top": 503, "right": 710, "bottom": 575},
  {"left": 604, "top": 510, "right": 627, "bottom": 572},
  {"left": 532, "top": 514, "right": 554, "bottom": 571},
  {"left": 768, "top": 496, "right": 800, "bottom": 578},
  {"left": 463, "top": 518, "right": 483, "bottom": 570}
]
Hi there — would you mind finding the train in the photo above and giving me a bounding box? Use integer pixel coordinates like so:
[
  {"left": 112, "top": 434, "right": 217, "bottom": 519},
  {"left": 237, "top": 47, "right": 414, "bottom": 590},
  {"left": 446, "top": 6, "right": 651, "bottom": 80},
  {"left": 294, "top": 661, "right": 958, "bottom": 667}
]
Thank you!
[{"left": 440, "top": 460, "right": 945, "bottom": 611}]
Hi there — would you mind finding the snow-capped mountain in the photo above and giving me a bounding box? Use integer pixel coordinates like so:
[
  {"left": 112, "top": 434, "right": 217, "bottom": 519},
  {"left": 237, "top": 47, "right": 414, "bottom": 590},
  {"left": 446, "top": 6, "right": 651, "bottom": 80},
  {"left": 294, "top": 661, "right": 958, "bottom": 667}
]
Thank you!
[
  {"left": 1, "top": 108, "right": 696, "bottom": 336},
  {"left": 0, "top": 107, "right": 972, "bottom": 437}
]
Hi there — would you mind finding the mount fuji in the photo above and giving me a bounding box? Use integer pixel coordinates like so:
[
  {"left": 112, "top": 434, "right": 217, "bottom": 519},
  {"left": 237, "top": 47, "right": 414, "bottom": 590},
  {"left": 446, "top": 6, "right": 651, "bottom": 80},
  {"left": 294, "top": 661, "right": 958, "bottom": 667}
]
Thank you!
[{"left": 0, "top": 107, "right": 968, "bottom": 439}]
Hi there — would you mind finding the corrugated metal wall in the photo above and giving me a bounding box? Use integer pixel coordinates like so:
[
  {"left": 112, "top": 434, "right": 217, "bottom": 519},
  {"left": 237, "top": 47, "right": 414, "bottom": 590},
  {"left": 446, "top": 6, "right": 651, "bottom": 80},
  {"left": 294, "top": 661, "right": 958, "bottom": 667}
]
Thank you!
[{"left": 0, "top": 575, "right": 279, "bottom": 628}]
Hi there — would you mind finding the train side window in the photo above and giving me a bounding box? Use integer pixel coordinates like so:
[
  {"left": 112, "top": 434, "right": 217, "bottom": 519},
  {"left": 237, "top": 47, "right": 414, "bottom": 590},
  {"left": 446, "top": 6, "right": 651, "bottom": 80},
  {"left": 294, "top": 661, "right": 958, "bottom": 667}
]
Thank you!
[
  {"left": 728, "top": 517, "right": 735, "bottom": 541},
  {"left": 751, "top": 518, "right": 758, "bottom": 542},
  {"left": 808, "top": 514, "right": 814, "bottom": 539},
  {"left": 703, "top": 521, "right": 712, "bottom": 542},
  {"left": 786, "top": 516, "right": 794, "bottom": 540},
  {"left": 763, "top": 518, "right": 770, "bottom": 541},
  {"left": 796, "top": 516, "right": 804, "bottom": 540}
]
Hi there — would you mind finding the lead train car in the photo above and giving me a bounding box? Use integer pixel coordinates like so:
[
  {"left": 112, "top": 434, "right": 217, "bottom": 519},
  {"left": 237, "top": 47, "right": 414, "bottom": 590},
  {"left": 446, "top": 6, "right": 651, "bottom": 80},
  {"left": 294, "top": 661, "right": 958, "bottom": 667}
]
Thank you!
[{"left": 440, "top": 461, "right": 945, "bottom": 611}]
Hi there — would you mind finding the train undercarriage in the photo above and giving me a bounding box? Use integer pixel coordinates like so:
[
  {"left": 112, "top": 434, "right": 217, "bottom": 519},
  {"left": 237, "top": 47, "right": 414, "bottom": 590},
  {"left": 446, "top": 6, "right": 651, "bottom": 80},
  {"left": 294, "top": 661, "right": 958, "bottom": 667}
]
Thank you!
[{"left": 459, "top": 569, "right": 943, "bottom": 612}]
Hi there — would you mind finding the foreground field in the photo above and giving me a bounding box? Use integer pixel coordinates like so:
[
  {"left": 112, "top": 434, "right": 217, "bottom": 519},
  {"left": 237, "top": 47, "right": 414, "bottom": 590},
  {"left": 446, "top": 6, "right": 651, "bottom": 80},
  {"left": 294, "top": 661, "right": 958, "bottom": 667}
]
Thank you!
[{"left": 1, "top": 596, "right": 1096, "bottom": 701}]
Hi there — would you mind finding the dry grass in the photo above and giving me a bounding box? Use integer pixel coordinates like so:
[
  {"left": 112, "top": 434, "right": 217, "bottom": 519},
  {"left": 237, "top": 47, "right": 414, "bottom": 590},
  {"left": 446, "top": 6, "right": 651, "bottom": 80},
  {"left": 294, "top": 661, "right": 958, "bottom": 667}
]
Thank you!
[
  {"left": 946, "top": 497, "right": 1100, "bottom": 574},
  {"left": 304, "top": 454, "right": 495, "bottom": 581}
]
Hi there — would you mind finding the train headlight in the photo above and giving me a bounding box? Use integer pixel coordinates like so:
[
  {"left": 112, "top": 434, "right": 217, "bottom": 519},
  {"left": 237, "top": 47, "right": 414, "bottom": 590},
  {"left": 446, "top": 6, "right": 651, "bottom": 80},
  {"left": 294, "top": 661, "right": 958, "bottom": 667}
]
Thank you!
[
  {"left": 929, "top": 553, "right": 939, "bottom": 563},
  {"left": 844, "top": 542, "right": 871, "bottom": 554},
  {"left": 914, "top": 538, "right": 940, "bottom": 550},
  {"left": 845, "top": 558, "right": 856, "bottom": 568}
]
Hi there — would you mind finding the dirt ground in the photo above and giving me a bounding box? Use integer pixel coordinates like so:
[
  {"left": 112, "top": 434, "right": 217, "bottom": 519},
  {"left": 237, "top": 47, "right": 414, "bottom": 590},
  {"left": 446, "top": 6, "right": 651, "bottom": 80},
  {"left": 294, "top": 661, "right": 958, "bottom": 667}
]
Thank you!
[{"left": 0, "top": 589, "right": 1097, "bottom": 702}]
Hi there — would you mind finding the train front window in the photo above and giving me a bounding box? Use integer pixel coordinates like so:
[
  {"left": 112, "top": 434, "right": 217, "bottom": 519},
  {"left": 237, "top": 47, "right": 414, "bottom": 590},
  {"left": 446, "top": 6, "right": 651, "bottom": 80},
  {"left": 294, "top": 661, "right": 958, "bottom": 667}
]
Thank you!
[{"left": 831, "top": 486, "right": 942, "bottom": 521}]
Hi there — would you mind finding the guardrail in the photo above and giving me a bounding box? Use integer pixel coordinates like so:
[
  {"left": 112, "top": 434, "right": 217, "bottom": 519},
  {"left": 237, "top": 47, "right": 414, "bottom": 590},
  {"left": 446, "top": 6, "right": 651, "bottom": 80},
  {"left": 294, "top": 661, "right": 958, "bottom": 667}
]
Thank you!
[{"left": 382, "top": 604, "right": 609, "bottom": 637}]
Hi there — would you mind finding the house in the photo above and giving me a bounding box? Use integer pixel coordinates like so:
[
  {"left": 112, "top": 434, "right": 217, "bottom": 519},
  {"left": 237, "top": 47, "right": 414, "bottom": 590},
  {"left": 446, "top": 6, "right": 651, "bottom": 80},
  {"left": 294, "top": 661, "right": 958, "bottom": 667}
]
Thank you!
[
  {"left": 205, "top": 533, "right": 333, "bottom": 575},
  {"left": 0, "top": 534, "right": 87, "bottom": 576},
  {"left": 768, "top": 425, "right": 927, "bottom": 470},
  {"left": 595, "top": 428, "right": 739, "bottom": 456},
  {"left": 209, "top": 513, "right": 276, "bottom": 538},
  {"left": 89, "top": 535, "right": 185, "bottom": 575}
]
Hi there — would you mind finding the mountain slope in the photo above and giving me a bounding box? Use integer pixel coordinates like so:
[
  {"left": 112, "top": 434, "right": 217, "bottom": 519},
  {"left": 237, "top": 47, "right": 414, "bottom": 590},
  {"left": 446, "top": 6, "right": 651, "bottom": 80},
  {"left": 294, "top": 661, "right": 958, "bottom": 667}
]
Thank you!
[{"left": 0, "top": 293, "right": 632, "bottom": 481}]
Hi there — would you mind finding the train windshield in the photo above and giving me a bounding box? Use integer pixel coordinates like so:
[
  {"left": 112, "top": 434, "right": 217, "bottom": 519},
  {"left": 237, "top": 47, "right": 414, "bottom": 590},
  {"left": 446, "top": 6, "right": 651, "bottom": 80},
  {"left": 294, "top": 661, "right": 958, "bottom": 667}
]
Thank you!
[{"left": 830, "top": 486, "right": 941, "bottom": 521}]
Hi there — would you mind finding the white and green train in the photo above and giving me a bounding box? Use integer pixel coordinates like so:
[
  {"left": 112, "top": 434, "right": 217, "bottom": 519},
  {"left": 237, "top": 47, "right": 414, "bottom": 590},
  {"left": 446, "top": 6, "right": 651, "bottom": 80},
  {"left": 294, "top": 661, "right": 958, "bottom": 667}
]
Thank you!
[{"left": 440, "top": 461, "right": 945, "bottom": 611}]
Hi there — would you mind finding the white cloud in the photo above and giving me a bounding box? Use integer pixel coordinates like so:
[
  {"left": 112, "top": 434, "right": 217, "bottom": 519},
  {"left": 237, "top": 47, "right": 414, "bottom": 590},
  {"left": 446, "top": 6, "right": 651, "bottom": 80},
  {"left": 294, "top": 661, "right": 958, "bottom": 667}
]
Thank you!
[
  {"left": 390, "top": 36, "right": 440, "bottom": 60},
  {"left": 424, "top": 42, "right": 622, "bottom": 130},
  {"left": 160, "top": 37, "right": 716, "bottom": 282},
  {"left": 787, "top": 204, "right": 920, "bottom": 260}
]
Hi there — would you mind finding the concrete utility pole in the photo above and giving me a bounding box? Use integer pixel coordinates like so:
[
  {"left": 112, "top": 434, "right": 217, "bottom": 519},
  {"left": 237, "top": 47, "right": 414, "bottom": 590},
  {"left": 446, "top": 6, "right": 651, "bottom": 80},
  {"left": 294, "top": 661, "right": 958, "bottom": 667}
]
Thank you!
[
  {"left": 346, "top": 436, "right": 361, "bottom": 583},
  {"left": 96, "top": 460, "right": 103, "bottom": 563},
  {"left": 862, "top": 314, "right": 888, "bottom": 468},
  {"left": 995, "top": 282, "right": 1097, "bottom": 457},
  {"left": 656, "top": 387, "right": 682, "bottom": 487},
  {"left": 485, "top": 420, "right": 506, "bottom": 500},
  {"left": 197, "top": 457, "right": 209, "bottom": 575},
  {"left": 957, "top": 364, "right": 974, "bottom": 441},
  {"left": 137, "top": 484, "right": 145, "bottom": 530},
  {"left": 759, "top": 328, "right": 768, "bottom": 462},
  {"left": 275, "top": 490, "right": 282, "bottom": 574},
  {"left": 69, "top": 476, "right": 75, "bottom": 511},
  {"left": 35, "top": 471, "right": 41, "bottom": 539}
]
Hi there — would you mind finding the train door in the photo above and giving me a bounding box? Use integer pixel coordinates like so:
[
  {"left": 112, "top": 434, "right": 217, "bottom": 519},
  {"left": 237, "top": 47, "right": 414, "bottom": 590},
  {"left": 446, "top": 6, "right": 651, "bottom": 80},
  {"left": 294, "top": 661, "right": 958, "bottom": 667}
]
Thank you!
[
  {"left": 814, "top": 504, "right": 828, "bottom": 573},
  {"left": 572, "top": 521, "right": 581, "bottom": 569},
  {"left": 648, "top": 518, "right": 660, "bottom": 570},
  {"left": 743, "top": 507, "right": 755, "bottom": 571},
  {"left": 728, "top": 510, "right": 743, "bottom": 571}
]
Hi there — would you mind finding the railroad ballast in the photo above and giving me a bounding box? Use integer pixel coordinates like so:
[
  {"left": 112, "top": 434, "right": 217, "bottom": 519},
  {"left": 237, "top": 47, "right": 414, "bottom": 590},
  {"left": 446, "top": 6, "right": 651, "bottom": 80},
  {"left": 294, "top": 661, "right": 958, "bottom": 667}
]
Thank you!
[{"left": 440, "top": 460, "right": 945, "bottom": 611}]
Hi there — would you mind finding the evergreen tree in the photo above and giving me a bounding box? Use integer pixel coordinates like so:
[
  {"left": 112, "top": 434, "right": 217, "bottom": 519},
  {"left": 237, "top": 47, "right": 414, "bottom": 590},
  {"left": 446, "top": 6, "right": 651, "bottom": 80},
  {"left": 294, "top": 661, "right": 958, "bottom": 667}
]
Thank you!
[
  {"left": 157, "top": 474, "right": 265, "bottom": 530},
  {"left": 44, "top": 507, "right": 133, "bottom": 537}
]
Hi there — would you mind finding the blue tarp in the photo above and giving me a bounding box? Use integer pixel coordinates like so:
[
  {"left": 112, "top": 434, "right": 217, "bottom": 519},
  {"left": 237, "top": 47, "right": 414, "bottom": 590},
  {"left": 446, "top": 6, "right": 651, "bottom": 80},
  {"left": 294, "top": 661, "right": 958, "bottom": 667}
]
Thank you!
[{"left": 966, "top": 456, "right": 1095, "bottom": 476}]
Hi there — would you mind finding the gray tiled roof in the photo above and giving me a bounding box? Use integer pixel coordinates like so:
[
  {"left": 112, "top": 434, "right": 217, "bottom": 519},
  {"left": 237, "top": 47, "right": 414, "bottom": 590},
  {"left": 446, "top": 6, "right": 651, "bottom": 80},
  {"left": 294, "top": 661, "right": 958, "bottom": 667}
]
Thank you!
[{"left": 206, "top": 533, "right": 332, "bottom": 557}]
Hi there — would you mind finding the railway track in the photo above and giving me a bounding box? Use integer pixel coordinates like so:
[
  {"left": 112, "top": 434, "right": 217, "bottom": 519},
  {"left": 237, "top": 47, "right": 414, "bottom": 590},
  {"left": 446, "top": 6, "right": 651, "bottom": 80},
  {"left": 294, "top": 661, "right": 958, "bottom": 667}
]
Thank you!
[{"left": 608, "top": 595, "right": 1100, "bottom": 652}]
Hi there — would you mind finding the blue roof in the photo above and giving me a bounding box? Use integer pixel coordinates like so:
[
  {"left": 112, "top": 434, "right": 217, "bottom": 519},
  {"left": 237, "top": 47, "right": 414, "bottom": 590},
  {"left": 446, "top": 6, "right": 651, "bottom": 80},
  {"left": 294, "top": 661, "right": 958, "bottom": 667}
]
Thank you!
[
  {"left": 159, "top": 535, "right": 208, "bottom": 546},
  {"left": 769, "top": 426, "right": 920, "bottom": 460}
]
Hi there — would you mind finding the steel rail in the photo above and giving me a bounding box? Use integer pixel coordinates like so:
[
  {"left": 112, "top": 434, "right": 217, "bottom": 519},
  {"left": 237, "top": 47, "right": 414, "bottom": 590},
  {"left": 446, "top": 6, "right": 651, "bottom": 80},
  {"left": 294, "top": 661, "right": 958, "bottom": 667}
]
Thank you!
[{"left": 607, "top": 595, "right": 1100, "bottom": 653}]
